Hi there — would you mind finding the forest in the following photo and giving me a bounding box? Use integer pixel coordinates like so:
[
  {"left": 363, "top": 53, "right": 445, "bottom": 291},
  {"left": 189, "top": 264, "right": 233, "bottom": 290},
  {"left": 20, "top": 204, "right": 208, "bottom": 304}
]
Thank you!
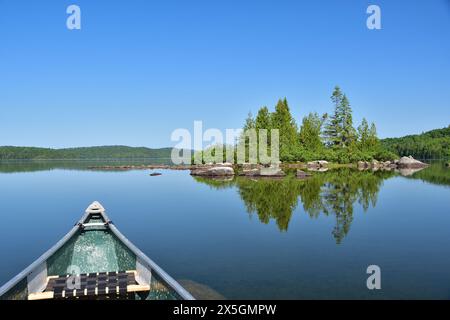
[
  {"left": 0, "top": 146, "right": 174, "bottom": 160},
  {"left": 381, "top": 126, "right": 450, "bottom": 160}
]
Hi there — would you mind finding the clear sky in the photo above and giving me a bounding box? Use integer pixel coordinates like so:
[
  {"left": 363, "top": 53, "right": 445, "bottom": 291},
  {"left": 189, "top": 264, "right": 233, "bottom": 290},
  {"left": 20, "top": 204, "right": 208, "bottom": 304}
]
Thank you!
[{"left": 0, "top": 0, "right": 449, "bottom": 148}]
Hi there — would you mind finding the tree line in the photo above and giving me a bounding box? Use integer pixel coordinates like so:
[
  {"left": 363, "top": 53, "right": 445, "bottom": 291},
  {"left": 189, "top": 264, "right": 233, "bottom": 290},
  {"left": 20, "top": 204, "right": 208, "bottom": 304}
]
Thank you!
[
  {"left": 0, "top": 146, "right": 175, "bottom": 160},
  {"left": 381, "top": 126, "right": 450, "bottom": 160}
]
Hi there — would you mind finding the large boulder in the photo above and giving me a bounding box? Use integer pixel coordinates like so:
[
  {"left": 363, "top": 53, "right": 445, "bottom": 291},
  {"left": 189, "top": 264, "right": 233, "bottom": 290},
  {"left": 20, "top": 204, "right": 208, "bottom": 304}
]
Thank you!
[
  {"left": 190, "top": 166, "right": 235, "bottom": 176},
  {"left": 397, "top": 156, "right": 428, "bottom": 168}
]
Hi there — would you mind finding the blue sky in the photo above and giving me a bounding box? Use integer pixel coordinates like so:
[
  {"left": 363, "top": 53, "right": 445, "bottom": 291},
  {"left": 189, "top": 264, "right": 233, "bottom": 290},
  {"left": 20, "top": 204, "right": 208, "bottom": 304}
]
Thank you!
[{"left": 0, "top": 0, "right": 449, "bottom": 148}]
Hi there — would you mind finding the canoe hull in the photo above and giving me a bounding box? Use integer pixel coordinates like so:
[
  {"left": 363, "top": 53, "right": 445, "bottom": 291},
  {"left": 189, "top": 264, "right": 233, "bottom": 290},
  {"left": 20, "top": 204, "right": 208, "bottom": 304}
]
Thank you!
[{"left": 0, "top": 202, "right": 194, "bottom": 300}]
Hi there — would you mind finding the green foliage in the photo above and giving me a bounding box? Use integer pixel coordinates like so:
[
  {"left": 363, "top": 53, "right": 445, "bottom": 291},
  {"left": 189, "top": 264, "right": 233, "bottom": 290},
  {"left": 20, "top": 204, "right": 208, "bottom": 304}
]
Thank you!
[
  {"left": 299, "top": 112, "right": 325, "bottom": 151},
  {"left": 239, "top": 86, "right": 397, "bottom": 164},
  {"left": 255, "top": 106, "right": 271, "bottom": 133},
  {"left": 324, "top": 87, "right": 356, "bottom": 148},
  {"left": 0, "top": 146, "right": 177, "bottom": 160},
  {"left": 381, "top": 126, "right": 450, "bottom": 159},
  {"left": 271, "top": 98, "right": 299, "bottom": 161},
  {"left": 192, "top": 144, "right": 233, "bottom": 164}
]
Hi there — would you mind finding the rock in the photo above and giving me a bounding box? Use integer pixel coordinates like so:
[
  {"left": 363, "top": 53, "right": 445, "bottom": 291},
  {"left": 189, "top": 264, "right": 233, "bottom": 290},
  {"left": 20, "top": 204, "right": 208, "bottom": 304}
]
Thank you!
[
  {"left": 240, "top": 168, "right": 260, "bottom": 176},
  {"left": 357, "top": 161, "right": 370, "bottom": 169},
  {"left": 307, "top": 160, "right": 329, "bottom": 168},
  {"left": 190, "top": 166, "right": 235, "bottom": 176},
  {"left": 212, "top": 162, "right": 233, "bottom": 167},
  {"left": 317, "top": 160, "right": 329, "bottom": 167},
  {"left": 259, "top": 165, "right": 285, "bottom": 177},
  {"left": 149, "top": 172, "right": 162, "bottom": 176},
  {"left": 397, "top": 156, "right": 429, "bottom": 168},
  {"left": 371, "top": 159, "right": 380, "bottom": 168},
  {"left": 241, "top": 163, "right": 261, "bottom": 170},
  {"left": 296, "top": 170, "right": 312, "bottom": 178}
]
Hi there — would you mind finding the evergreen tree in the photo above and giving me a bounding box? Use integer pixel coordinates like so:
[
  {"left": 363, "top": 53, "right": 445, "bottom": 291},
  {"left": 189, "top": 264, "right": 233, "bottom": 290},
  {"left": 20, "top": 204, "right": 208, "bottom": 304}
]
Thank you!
[
  {"left": 324, "top": 86, "right": 343, "bottom": 146},
  {"left": 255, "top": 106, "right": 272, "bottom": 144},
  {"left": 271, "top": 98, "right": 298, "bottom": 160},
  {"left": 357, "top": 118, "right": 370, "bottom": 150},
  {"left": 243, "top": 112, "right": 255, "bottom": 131},
  {"left": 239, "top": 112, "right": 256, "bottom": 162},
  {"left": 255, "top": 106, "right": 271, "bottom": 130},
  {"left": 368, "top": 122, "right": 379, "bottom": 150},
  {"left": 299, "top": 112, "right": 325, "bottom": 151},
  {"left": 340, "top": 94, "right": 356, "bottom": 148},
  {"left": 324, "top": 86, "right": 356, "bottom": 148}
]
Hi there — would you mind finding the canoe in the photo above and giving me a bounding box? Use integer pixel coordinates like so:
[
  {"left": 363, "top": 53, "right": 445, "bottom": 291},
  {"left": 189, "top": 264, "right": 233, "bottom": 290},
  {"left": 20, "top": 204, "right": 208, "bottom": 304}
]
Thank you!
[{"left": 0, "top": 201, "right": 194, "bottom": 300}]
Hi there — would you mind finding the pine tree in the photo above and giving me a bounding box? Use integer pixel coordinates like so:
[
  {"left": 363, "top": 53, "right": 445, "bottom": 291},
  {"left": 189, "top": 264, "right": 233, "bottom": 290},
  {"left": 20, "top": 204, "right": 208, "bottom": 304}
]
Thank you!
[
  {"left": 324, "top": 86, "right": 356, "bottom": 148},
  {"left": 299, "top": 112, "right": 324, "bottom": 151},
  {"left": 255, "top": 106, "right": 271, "bottom": 131},
  {"left": 239, "top": 112, "right": 256, "bottom": 163},
  {"left": 271, "top": 98, "right": 298, "bottom": 160},
  {"left": 324, "top": 86, "right": 343, "bottom": 147},
  {"left": 243, "top": 112, "right": 255, "bottom": 131},
  {"left": 340, "top": 94, "right": 356, "bottom": 148},
  {"left": 357, "top": 118, "right": 370, "bottom": 150},
  {"left": 368, "top": 122, "right": 379, "bottom": 150}
]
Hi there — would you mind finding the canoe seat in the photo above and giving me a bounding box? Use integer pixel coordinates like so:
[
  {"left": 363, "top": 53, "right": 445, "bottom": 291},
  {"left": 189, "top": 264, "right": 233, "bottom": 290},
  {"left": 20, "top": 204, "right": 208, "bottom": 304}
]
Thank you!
[{"left": 28, "top": 270, "right": 150, "bottom": 300}]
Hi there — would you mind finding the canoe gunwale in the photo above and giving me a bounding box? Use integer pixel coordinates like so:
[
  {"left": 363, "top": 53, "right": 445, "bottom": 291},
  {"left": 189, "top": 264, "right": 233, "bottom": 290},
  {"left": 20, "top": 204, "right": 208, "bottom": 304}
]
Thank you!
[
  {"left": 0, "top": 205, "right": 195, "bottom": 300},
  {"left": 0, "top": 211, "right": 90, "bottom": 298},
  {"left": 101, "top": 210, "right": 195, "bottom": 300}
]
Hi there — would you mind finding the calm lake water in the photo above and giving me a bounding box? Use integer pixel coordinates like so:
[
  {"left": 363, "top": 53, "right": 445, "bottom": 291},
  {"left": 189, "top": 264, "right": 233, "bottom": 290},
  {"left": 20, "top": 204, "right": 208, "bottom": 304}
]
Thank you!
[{"left": 0, "top": 160, "right": 449, "bottom": 299}]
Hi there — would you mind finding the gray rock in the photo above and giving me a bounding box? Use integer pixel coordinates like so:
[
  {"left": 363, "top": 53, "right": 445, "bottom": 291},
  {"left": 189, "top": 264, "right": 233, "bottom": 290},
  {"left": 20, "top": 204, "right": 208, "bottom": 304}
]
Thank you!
[
  {"left": 397, "top": 156, "right": 428, "bottom": 168},
  {"left": 307, "top": 160, "right": 329, "bottom": 168},
  {"left": 190, "top": 166, "right": 235, "bottom": 176},
  {"left": 259, "top": 165, "right": 285, "bottom": 177},
  {"left": 296, "top": 170, "right": 312, "bottom": 178},
  {"left": 241, "top": 168, "right": 260, "bottom": 176},
  {"left": 357, "top": 161, "right": 370, "bottom": 169}
]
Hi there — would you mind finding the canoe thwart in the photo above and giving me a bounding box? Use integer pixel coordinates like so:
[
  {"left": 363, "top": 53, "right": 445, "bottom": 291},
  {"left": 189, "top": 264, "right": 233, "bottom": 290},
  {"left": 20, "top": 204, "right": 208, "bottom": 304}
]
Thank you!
[{"left": 27, "top": 270, "right": 149, "bottom": 300}]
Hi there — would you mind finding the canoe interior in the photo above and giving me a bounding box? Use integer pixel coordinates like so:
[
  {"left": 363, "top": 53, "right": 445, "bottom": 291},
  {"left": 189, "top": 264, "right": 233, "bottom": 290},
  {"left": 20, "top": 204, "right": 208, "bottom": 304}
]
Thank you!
[{"left": 0, "top": 213, "right": 184, "bottom": 300}]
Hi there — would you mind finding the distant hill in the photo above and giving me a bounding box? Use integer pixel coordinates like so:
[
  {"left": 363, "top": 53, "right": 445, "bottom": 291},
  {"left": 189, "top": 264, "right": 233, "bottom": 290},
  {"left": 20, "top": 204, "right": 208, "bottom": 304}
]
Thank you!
[
  {"left": 381, "top": 126, "right": 450, "bottom": 159},
  {"left": 0, "top": 145, "right": 181, "bottom": 160}
]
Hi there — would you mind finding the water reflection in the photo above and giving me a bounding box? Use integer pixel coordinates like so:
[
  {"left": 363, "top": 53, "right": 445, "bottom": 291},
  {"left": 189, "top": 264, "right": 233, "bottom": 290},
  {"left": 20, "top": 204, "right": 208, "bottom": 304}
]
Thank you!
[{"left": 194, "top": 169, "right": 395, "bottom": 243}]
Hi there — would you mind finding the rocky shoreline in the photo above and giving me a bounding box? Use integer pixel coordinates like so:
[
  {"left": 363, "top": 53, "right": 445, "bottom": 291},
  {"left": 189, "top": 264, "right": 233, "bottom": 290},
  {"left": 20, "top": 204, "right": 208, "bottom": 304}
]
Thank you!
[{"left": 88, "top": 156, "right": 429, "bottom": 178}]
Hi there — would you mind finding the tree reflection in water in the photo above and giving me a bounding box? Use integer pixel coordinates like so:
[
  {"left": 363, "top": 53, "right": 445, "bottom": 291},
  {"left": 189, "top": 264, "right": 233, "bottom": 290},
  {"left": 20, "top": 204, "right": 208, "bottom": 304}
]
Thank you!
[{"left": 193, "top": 169, "right": 395, "bottom": 244}]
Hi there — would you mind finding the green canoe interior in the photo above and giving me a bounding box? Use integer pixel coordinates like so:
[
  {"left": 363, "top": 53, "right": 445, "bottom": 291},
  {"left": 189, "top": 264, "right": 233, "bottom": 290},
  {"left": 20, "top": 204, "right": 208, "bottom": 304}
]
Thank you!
[{"left": 1, "top": 215, "right": 182, "bottom": 300}]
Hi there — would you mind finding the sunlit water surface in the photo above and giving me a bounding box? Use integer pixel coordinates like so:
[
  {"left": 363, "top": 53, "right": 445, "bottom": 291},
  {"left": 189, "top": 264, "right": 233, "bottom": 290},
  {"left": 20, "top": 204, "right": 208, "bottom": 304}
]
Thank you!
[{"left": 0, "top": 161, "right": 449, "bottom": 299}]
